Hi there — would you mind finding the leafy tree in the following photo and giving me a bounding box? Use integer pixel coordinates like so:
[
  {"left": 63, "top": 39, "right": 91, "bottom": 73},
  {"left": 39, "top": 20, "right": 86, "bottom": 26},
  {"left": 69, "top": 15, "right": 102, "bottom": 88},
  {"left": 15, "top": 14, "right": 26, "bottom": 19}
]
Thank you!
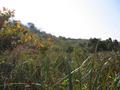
[
  {"left": 88, "top": 38, "right": 119, "bottom": 52},
  {"left": 88, "top": 38, "right": 100, "bottom": 52},
  {"left": 112, "top": 39, "right": 119, "bottom": 51},
  {"left": 105, "top": 38, "right": 113, "bottom": 51}
]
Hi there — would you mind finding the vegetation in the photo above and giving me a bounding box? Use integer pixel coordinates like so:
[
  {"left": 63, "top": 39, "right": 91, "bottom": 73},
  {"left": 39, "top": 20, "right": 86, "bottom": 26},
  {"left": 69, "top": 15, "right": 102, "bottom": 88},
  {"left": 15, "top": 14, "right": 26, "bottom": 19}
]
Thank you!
[
  {"left": 88, "top": 38, "right": 119, "bottom": 52},
  {"left": 0, "top": 8, "right": 120, "bottom": 90}
]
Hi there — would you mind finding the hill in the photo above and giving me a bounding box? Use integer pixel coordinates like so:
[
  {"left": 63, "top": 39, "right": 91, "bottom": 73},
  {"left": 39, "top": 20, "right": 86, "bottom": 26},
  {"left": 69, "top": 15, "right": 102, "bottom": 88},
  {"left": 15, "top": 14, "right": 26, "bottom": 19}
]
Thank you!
[{"left": 0, "top": 8, "right": 120, "bottom": 90}]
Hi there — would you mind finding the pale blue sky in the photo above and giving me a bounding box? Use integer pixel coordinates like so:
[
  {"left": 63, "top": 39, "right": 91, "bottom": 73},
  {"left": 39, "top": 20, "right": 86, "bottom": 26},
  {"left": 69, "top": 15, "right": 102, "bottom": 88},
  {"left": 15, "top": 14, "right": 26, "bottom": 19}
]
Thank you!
[{"left": 0, "top": 0, "right": 120, "bottom": 40}]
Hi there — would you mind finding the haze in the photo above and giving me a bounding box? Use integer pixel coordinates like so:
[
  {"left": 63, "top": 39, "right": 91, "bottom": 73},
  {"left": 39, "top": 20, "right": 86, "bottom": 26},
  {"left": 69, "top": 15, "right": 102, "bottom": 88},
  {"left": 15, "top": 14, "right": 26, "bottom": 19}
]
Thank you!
[{"left": 0, "top": 0, "right": 120, "bottom": 40}]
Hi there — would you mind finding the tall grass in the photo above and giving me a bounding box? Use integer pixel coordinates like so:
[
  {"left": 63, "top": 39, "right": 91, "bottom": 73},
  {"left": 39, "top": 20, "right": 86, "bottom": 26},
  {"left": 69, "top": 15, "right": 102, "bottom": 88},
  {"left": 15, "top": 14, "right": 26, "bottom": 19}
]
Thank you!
[{"left": 0, "top": 49, "right": 120, "bottom": 90}]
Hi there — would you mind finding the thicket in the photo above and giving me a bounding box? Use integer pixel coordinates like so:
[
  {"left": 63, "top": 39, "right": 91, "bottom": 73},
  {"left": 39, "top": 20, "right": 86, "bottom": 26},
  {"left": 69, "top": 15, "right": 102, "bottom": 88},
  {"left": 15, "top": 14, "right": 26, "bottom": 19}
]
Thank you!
[{"left": 88, "top": 38, "right": 119, "bottom": 52}]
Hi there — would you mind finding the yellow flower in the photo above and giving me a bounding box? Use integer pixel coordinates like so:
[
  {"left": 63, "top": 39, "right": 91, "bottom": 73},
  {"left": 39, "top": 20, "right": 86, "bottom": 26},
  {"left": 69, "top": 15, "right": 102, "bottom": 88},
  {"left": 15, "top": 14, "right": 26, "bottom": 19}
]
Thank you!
[{"left": 16, "top": 21, "right": 21, "bottom": 28}]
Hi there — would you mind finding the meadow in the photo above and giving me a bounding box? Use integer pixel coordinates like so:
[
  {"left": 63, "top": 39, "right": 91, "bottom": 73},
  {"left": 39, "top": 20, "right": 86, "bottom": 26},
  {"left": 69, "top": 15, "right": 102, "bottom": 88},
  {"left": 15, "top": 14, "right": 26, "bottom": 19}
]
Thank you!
[{"left": 0, "top": 8, "right": 120, "bottom": 90}]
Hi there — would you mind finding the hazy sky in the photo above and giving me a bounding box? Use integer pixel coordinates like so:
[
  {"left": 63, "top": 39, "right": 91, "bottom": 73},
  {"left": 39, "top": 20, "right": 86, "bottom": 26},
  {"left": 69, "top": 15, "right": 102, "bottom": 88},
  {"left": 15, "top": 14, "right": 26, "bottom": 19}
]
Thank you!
[{"left": 0, "top": 0, "right": 120, "bottom": 40}]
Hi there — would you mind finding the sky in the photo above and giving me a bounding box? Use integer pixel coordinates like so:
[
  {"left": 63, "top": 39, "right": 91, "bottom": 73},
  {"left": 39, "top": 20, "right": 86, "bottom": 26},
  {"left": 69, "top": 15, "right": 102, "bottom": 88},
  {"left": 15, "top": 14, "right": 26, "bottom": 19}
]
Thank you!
[{"left": 0, "top": 0, "right": 120, "bottom": 40}]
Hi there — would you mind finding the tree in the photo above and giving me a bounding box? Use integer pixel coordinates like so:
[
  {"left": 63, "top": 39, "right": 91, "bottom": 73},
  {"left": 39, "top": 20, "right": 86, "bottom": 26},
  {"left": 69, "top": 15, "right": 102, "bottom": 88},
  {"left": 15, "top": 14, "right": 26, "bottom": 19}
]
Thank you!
[
  {"left": 112, "top": 39, "right": 119, "bottom": 51},
  {"left": 0, "top": 16, "right": 5, "bottom": 29},
  {"left": 105, "top": 38, "right": 113, "bottom": 51},
  {"left": 88, "top": 38, "right": 100, "bottom": 52}
]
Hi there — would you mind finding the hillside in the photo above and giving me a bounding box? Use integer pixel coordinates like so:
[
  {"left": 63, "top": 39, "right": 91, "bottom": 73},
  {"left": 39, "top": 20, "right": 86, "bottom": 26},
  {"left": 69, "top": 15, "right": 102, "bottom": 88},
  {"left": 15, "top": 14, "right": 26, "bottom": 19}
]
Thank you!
[{"left": 0, "top": 8, "right": 120, "bottom": 90}]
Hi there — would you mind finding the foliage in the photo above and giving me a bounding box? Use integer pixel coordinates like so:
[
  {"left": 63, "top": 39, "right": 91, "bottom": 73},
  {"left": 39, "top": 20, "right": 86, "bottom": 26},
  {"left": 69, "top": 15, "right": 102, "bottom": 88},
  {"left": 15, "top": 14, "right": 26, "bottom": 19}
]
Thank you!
[
  {"left": 88, "top": 38, "right": 120, "bottom": 52},
  {"left": 0, "top": 8, "right": 120, "bottom": 90}
]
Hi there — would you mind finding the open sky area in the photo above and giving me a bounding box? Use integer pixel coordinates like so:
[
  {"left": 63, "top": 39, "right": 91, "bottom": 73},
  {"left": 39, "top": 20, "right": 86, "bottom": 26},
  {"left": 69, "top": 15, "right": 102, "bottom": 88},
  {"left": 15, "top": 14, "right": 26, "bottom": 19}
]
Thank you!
[{"left": 0, "top": 0, "right": 120, "bottom": 40}]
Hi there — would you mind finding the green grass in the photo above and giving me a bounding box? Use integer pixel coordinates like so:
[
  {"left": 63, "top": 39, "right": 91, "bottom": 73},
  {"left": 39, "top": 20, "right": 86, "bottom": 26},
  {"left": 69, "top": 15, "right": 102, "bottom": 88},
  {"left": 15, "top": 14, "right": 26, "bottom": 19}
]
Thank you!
[{"left": 0, "top": 49, "right": 120, "bottom": 90}]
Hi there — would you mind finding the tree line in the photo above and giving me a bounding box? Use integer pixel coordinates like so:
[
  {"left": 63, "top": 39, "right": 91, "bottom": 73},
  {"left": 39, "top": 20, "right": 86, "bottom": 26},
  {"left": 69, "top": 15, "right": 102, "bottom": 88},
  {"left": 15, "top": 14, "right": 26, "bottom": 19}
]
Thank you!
[{"left": 88, "top": 38, "right": 119, "bottom": 52}]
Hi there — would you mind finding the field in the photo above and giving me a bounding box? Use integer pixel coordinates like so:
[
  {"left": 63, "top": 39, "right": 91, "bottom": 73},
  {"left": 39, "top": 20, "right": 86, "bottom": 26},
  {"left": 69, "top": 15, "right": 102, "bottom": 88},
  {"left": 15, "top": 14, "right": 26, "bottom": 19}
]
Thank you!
[{"left": 0, "top": 8, "right": 120, "bottom": 90}]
